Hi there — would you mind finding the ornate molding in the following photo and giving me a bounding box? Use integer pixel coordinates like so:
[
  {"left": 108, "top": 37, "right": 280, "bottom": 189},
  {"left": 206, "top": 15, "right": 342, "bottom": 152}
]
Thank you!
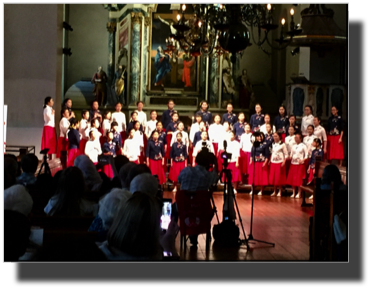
[
  {"left": 106, "top": 22, "right": 116, "bottom": 33},
  {"left": 144, "top": 16, "right": 151, "bottom": 27},
  {"left": 131, "top": 12, "right": 143, "bottom": 24}
]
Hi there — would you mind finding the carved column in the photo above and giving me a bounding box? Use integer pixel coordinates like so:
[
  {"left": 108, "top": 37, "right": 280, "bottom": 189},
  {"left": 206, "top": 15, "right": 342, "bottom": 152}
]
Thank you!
[
  {"left": 106, "top": 20, "right": 116, "bottom": 105},
  {"left": 142, "top": 14, "right": 151, "bottom": 102},
  {"left": 209, "top": 57, "right": 219, "bottom": 107},
  {"left": 130, "top": 11, "right": 143, "bottom": 105}
]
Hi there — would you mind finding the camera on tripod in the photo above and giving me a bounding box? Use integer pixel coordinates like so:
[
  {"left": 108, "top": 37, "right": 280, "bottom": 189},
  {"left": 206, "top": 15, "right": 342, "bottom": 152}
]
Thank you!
[{"left": 38, "top": 148, "right": 51, "bottom": 176}]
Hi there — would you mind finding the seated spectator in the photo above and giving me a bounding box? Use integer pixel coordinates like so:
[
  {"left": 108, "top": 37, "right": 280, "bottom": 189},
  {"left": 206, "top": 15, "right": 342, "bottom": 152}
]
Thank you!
[
  {"left": 4, "top": 210, "right": 31, "bottom": 261},
  {"left": 44, "top": 167, "right": 98, "bottom": 216},
  {"left": 130, "top": 173, "right": 159, "bottom": 196},
  {"left": 74, "top": 155, "right": 103, "bottom": 192},
  {"left": 35, "top": 173, "right": 55, "bottom": 199},
  {"left": 34, "top": 236, "right": 107, "bottom": 261},
  {"left": 88, "top": 188, "right": 132, "bottom": 242},
  {"left": 321, "top": 164, "right": 347, "bottom": 190},
  {"left": 98, "top": 192, "right": 178, "bottom": 260},
  {"left": 178, "top": 150, "right": 219, "bottom": 191},
  {"left": 126, "top": 164, "right": 151, "bottom": 190},
  {"left": 119, "top": 162, "right": 137, "bottom": 190},
  {"left": 17, "top": 153, "right": 39, "bottom": 186},
  {"left": 114, "top": 155, "right": 130, "bottom": 174},
  {"left": 4, "top": 184, "right": 34, "bottom": 216},
  {"left": 4, "top": 156, "right": 19, "bottom": 189}
]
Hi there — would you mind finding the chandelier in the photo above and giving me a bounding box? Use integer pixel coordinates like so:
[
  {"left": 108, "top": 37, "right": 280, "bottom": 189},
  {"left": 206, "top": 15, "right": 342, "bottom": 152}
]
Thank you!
[{"left": 166, "top": 4, "right": 302, "bottom": 61}]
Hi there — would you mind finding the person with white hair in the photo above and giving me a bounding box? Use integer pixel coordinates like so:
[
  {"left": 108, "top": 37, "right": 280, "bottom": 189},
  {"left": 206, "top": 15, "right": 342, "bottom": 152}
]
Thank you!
[
  {"left": 88, "top": 188, "right": 132, "bottom": 241},
  {"left": 129, "top": 173, "right": 159, "bottom": 196},
  {"left": 4, "top": 184, "right": 34, "bottom": 216}
]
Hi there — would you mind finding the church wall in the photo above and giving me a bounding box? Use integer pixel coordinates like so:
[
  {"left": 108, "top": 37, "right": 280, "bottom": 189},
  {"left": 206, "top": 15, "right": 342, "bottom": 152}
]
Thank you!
[
  {"left": 65, "top": 4, "right": 109, "bottom": 93},
  {"left": 4, "top": 4, "right": 63, "bottom": 158}
]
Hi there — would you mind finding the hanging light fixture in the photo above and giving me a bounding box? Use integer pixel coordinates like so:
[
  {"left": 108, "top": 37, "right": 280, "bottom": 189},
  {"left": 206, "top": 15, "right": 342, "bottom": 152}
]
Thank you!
[{"left": 169, "top": 4, "right": 305, "bottom": 58}]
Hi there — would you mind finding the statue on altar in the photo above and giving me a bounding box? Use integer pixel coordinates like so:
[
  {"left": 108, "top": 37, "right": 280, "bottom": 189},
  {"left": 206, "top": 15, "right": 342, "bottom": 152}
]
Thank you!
[
  {"left": 91, "top": 66, "right": 107, "bottom": 106},
  {"left": 222, "top": 68, "right": 236, "bottom": 106},
  {"left": 112, "top": 65, "right": 127, "bottom": 105}
]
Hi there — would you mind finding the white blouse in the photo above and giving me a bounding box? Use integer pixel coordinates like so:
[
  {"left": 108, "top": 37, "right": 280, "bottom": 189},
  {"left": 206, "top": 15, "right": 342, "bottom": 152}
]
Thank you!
[
  {"left": 189, "top": 123, "right": 200, "bottom": 142},
  {"left": 193, "top": 140, "right": 214, "bottom": 157},
  {"left": 225, "top": 140, "right": 240, "bottom": 163},
  {"left": 85, "top": 139, "right": 102, "bottom": 163},
  {"left": 43, "top": 106, "right": 55, "bottom": 127},
  {"left": 313, "top": 125, "right": 327, "bottom": 143},
  {"left": 145, "top": 120, "right": 158, "bottom": 139},
  {"left": 111, "top": 112, "right": 126, "bottom": 133},
  {"left": 79, "top": 119, "right": 90, "bottom": 140},
  {"left": 303, "top": 134, "right": 317, "bottom": 158},
  {"left": 102, "top": 119, "right": 111, "bottom": 137},
  {"left": 134, "top": 130, "right": 145, "bottom": 153},
  {"left": 137, "top": 110, "right": 147, "bottom": 128},
  {"left": 208, "top": 123, "right": 224, "bottom": 143},
  {"left": 218, "top": 130, "right": 232, "bottom": 151},
  {"left": 240, "top": 133, "right": 253, "bottom": 153},
  {"left": 285, "top": 135, "right": 296, "bottom": 155},
  {"left": 259, "top": 124, "right": 276, "bottom": 135},
  {"left": 59, "top": 117, "right": 70, "bottom": 138},
  {"left": 170, "top": 130, "right": 189, "bottom": 151},
  {"left": 123, "top": 138, "right": 140, "bottom": 162},
  {"left": 290, "top": 143, "right": 308, "bottom": 165},
  {"left": 270, "top": 142, "right": 288, "bottom": 164},
  {"left": 301, "top": 114, "right": 314, "bottom": 136}
]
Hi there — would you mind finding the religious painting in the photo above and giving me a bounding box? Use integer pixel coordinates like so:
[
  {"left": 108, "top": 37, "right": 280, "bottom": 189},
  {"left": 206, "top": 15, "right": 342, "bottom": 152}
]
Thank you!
[{"left": 148, "top": 4, "right": 200, "bottom": 94}]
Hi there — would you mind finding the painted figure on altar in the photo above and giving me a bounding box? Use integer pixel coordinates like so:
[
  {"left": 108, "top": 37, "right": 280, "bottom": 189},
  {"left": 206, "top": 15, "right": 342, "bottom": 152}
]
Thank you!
[
  {"left": 182, "top": 53, "right": 195, "bottom": 87},
  {"left": 222, "top": 68, "right": 236, "bottom": 105},
  {"left": 239, "top": 69, "right": 252, "bottom": 109},
  {"left": 154, "top": 46, "right": 171, "bottom": 87},
  {"left": 91, "top": 66, "right": 107, "bottom": 106},
  {"left": 112, "top": 65, "right": 126, "bottom": 105}
]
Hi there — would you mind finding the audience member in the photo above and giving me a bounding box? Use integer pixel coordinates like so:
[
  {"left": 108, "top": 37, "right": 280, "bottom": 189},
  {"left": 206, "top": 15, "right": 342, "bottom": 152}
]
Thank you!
[
  {"left": 178, "top": 150, "right": 219, "bottom": 191},
  {"left": 114, "top": 155, "right": 130, "bottom": 174},
  {"left": 130, "top": 173, "right": 159, "bottom": 196},
  {"left": 321, "top": 164, "right": 347, "bottom": 190},
  {"left": 44, "top": 167, "right": 98, "bottom": 216},
  {"left": 119, "top": 162, "right": 137, "bottom": 190},
  {"left": 4, "top": 184, "right": 34, "bottom": 216},
  {"left": 34, "top": 236, "right": 107, "bottom": 261},
  {"left": 98, "top": 192, "right": 178, "bottom": 260},
  {"left": 126, "top": 164, "right": 151, "bottom": 190},
  {"left": 4, "top": 210, "right": 31, "bottom": 261},
  {"left": 89, "top": 188, "right": 132, "bottom": 241},
  {"left": 74, "top": 155, "right": 103, "bottom": 192},
  {"left": 4, "top": 156, "right": 19, "bottom": 189},
  {"left": 17, "top": 153, "right": 39, "bottom": 186}
]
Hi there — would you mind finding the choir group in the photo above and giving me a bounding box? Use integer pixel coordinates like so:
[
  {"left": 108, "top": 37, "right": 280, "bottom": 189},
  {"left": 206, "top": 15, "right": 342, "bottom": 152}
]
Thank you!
[{"left": 41, "top": 97, "right": 345, "bottom": 197}]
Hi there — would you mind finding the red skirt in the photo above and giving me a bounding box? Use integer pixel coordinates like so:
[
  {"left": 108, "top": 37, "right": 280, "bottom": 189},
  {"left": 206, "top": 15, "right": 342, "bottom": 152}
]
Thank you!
[
  {"left": 217, "top": 150, "right": 224, "bottom": 172},
  {"left": 100, "top": 136, "right": 107, "bottom": 148},
  {"left": 327, "top": 135, "right": 344, "bottom": 160},
  {"left": 286, "top": 164, "right": 306, "bottom": 187},
  {"left": 169, "top": 161, "right": 186, "bottom": 183},
  {"left": 149, "top": 159, "right": 166, "bottom": 185},
  {"left": 101, "top": 163, "right": 114, "bottom": 179},
  {"left": 165, "top": 133, "right": 172, "bottom": 159},
  {"left": 188, "top": 146, "right": 194, "bottom": 167},
  {"left": 41, "top": 126, "right": 57, "bottom": 155},
  {"left": 120, "top": 131, "right": 127, "bottom": 145},
  {"left": 133, "top": 160, "right": 139, "bottom": 164},
  {"left": 268, "top": 162, "right": 287, "bottom": 186},
  {"left": 281, "top": 133, "right": 286, "bottom": 143},
  {"left": 308, "top": 168, "right": 315, "bottom": 184},
  {"left": 285, "top": 158, "right": 291, "bottom": 176},
  {"left": 79, "top": 139, "right": 88, "bottom": 154},
  {"left": 56, "top": 136, "right": 68, "bottom": 158},
  {"left": 239, "top": 151, "right": 251, "bottom": 175},
  {"left": 67, "top": 148, "right": 81, "bottom": 167},
  {"left": 222, "top": 162, "right": 241, "bottom": 183},
  {"left": 248, "top": 162, "right": 268, "bottom": 186},
  {"left": 212, "top": 143, "right": 218, "bottom": 154}
]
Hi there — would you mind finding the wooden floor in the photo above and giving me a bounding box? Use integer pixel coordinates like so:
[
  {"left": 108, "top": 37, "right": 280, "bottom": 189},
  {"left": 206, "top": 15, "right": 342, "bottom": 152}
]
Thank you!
[{"left": 164, "top": 190, "right": 313, "bottom": 261}]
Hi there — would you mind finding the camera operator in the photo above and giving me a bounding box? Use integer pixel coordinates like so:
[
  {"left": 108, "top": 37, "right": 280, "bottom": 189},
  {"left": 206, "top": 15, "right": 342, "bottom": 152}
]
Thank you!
[
  {"left": 192, "top": 131, "right": 214, "bottom": 166},
  {"left": 177, "top": 149, "right": 218, "bottom": 247}
]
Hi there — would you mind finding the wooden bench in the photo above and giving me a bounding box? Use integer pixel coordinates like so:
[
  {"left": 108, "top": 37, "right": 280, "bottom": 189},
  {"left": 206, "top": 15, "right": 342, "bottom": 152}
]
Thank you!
[{"left": 300, "top": 159, "right": 347, "bottom": 207}]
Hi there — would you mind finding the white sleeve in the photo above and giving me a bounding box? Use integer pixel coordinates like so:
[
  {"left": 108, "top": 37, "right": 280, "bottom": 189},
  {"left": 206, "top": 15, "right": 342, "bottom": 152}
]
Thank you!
[
  {"left": 322, "top": 128, "right": 327, "bottom": 142},
  {"left": 122, "top": 113, "right": 127, "bottom": 131},
  {"left": 170, "top": 131, "right": 176, "bottom": 146},
  {"left": 272, "top": 124, "right": 276, "bottom": 133},
  {"left": 189, "top": 124, "right": 196, "bottom": 142}
]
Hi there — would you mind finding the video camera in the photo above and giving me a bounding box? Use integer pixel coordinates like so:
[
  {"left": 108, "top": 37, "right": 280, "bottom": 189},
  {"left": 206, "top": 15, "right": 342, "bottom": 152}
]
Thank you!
[{"left": 220, "top": 140, "right": 231, "bottom": 169}]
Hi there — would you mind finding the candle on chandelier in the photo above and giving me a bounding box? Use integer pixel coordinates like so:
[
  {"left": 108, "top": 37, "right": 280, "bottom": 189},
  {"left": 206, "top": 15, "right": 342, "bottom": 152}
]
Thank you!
[
  {"left": 177, "top": 14, "right": 181, "bottom": 21},
  {"left": 198, "top": 21, "right": 202, "bottom": 28},
  {"left": 267, "top": 4, "right": 272, "bottom": 11},
  {"left": 182, "top": 4, "right": 186, "bottom": 12},
  {"left": 290, "top": 8, "right": 295, "bottom": 16}
]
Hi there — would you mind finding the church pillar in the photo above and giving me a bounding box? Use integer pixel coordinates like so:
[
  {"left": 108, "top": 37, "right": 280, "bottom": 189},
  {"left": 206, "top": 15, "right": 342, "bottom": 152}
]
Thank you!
[
  {"left": 130, "top": 11, "right": 143, "bottom": 105},
  {"left": 106, "top": 19, "right": 117, "bottom": 101},
  {"left": 209, "top": 57, "right": 219, "bottom": 107}
]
